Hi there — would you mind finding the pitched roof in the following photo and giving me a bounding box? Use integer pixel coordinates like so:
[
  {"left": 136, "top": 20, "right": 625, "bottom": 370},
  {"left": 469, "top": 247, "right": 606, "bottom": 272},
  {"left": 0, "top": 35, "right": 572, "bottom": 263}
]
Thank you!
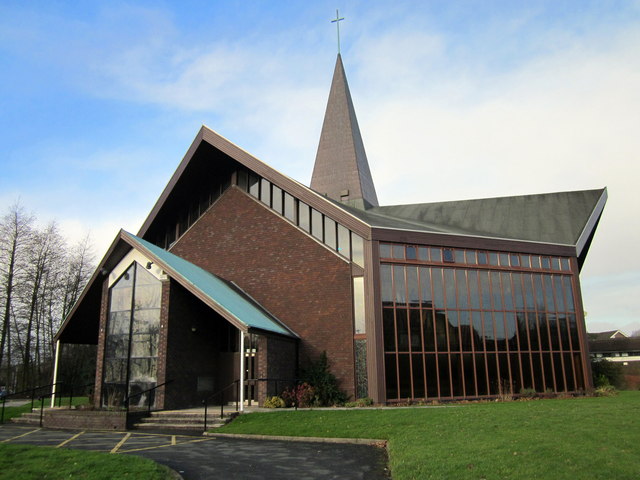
[
  {"left": 310, "top": 54, "right": 379, "bottom": 209},
  {"left": 122, "top": 232, "right": 297, "bottom": 338},
  {"left": 338, "top": 188, "right": 607, "bottom": 261},
  {"left": 136, "top": 125, "right": 372, "bottom": 241},
  {"left": 588, "top": 330, "right": 628, "bottom": 341},
  {"left": 589, "top": 337, "right": 640, "bottom": 353},
  {"left": 56, "top": 229, "right": 297, "bottom": 343}
]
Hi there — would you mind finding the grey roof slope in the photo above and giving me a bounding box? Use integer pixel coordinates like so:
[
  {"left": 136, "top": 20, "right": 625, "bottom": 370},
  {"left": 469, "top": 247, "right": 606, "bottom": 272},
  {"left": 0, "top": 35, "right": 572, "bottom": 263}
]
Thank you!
[
  {"left": 338, "top": 187, "right": 607, "bottom": 249},
  {"left": 310, "top": 54, "right": 379, "bottom": 209},
  {"left": 589, "top": 337, "right": 640, "bottom": 353}
]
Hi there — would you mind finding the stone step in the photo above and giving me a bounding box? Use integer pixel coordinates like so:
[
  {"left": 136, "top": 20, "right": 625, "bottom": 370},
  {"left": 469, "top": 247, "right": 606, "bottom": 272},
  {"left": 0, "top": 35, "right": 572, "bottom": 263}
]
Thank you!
[
  {"left": 10, "top": 413, "right": 41, "bottom": 425},
  {"left": 132, "top": 421, "right": 226, "bottom": 430},
  {"left": 131, "top": 411, "right": 236, "bottom": 431},
  {"left": 137, "top": 416, "right": 211, "bottom": 425}
]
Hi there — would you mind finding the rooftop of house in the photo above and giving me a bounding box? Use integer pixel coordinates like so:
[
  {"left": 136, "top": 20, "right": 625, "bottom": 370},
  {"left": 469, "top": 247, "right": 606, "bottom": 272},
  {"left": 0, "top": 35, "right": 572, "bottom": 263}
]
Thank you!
[{"left": 588, "top": 330, "right": 628, "bottom": 341}]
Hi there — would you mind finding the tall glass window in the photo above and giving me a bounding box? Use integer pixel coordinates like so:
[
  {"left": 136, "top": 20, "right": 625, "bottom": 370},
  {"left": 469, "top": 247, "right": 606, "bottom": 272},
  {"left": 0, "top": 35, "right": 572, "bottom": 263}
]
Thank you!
[
  {"left": 353, "top": 277, "right": 366, "bottom": 334},
  {"left": 381, "top": 247, "right": 583, "bottom": 402},
  {"left": 103, "top": 262, "right": 162, "bottom": 408}
]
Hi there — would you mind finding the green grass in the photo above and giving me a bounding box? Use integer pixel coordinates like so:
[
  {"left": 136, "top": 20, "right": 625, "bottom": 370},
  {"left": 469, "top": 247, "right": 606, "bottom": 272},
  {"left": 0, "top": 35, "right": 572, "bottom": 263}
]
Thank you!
[
  {"left": 0, "top": 443, "right": 173, "bottom": 479},
  {"left": 218, "top": 391, "right": 640, "bottom": 480},
  {"left": 1, "top": 396, "right": 90, "bottom": 422}
]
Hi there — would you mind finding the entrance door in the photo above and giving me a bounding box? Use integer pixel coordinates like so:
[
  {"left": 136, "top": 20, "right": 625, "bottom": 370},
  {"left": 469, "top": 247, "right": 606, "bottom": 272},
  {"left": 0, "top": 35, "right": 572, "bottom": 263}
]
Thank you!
[{"left": 244, "top": 334, "right": 258, "bottom": 404}]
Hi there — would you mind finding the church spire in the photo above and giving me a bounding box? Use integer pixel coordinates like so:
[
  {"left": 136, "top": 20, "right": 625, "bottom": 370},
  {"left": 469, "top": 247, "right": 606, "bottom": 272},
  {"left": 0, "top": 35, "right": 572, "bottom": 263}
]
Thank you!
[{"left": 310, "top": 54, "right": 379, "bottom": 210}]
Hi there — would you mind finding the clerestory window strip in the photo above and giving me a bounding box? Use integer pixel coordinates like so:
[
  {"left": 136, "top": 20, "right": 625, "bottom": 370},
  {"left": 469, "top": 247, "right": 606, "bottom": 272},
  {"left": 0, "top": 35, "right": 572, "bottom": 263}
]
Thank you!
[{"left": 239, "top": 168, "right": 365, "bottom": 267}]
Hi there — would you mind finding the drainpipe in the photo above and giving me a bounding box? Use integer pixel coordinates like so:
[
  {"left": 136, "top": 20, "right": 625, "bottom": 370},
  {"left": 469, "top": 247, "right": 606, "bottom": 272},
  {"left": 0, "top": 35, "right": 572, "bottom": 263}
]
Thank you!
[
  {"left": 50, "top": 340, "right": 61, "bottom": 408},
  {"left": 239, "top": 331, "right": 245, "bottom": 412}
]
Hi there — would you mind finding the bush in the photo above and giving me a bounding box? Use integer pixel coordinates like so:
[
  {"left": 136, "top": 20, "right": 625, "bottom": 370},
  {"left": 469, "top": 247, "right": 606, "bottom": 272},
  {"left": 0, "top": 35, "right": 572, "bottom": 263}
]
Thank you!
[
  {"left": 591, "top": 359, "right": 624, "bottom": 388},
  {"left": 263, "top": 396, "right": 286, "bottom": 408},
  {"left": 300, "top": 351, "right": 348, "bottom": 406},
  {"left": 344, "top": 397, "right": 374, "bottom": 408},
  {"left": 519, "top": 388, "right": 537, "bottom": 399},
  {"left": 595, "top": 384, "right": 618, "bottom": 397},
  {"left": 281, "top": 383, "right": 316, "bottom": 408}
]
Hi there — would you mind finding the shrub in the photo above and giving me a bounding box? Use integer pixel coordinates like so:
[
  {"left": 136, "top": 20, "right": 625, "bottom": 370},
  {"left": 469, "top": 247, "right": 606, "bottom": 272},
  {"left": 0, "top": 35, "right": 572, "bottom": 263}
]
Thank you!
[
  {"left": 344, "top": 397, "right": 374, "bottom": 408},
  {"left": 595, "top": 384, "right": 618, "bottom": 397},
  {"left": 300, "top": 352, "right": 348, "bottom": 406},
  {"left": 591, "top": 359, "right": 625, "bottom": 388},
  {"left": 281, "top": 383, "right": 316, "bottom": 408},
  {"left": 263, "top": 396, "right": 286, "bottom": 408},
  {"left": 519, "top": 388, "right": 537, "bottom": 399}
]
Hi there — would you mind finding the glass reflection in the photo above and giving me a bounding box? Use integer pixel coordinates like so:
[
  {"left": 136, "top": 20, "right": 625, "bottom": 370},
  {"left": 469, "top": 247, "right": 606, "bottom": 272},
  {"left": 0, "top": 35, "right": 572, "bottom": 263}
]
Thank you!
[
  {"left": 380, "top": 250, "right": 584, "bottom": 401},
  {"left": 103, "top": 262, "right": 162, "bottom": 409},
  {"left": 337, "top": 224, "right": 351, "bottom": 259},
  {"left": 351, "top": 234, "right": 364, "bottom": 267}
]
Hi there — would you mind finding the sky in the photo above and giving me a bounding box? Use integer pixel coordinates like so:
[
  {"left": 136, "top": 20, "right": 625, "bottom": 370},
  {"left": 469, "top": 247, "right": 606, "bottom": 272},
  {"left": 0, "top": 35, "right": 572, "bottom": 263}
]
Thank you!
[{"left": 1, "top": 0, "right": 638, "bottom": 335}]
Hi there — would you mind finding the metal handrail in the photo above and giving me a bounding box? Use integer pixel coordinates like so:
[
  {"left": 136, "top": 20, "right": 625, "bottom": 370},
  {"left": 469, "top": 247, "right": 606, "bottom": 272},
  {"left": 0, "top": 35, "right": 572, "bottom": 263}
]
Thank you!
[
  {"left": 66, "top": 382, "right": 94, "bottom": 408},
  {"left": 202, "top": 380, "right": 239, "bottom": 431},
  {"left": 244, "top": 377, "right": 298, "bottom": 398},
  {"left": 0, "top": 383, "right": 62, "bottom": 424},
  {"left": 124, "top": 380, "right": 173, "bottom": 427},
  {"left": 37, "top": 382, "right": 96, "bottom": 426},
  {"left": 0, "top": 382, "right": 93, "bottom": 426}
]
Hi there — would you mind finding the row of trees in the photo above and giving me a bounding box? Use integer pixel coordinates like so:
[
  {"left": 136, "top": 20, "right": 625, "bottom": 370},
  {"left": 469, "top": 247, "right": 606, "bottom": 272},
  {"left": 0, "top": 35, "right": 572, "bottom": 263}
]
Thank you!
[{"left": 0, "top": 202, "right": 95, "bottom": 392}]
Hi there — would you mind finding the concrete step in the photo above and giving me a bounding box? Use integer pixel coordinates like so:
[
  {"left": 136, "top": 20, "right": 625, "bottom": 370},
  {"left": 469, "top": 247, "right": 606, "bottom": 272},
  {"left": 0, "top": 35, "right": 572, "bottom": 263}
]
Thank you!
[
  {"left": 133, "top": 421, "right": 226, "bottom": 430},
  {"left": 10, "top": 412, "right": 41, "bottom": 425},
  {"left": 132, "top": 410, "right": 236, "bottom": 431},
  {"left": 137, "top": 416, "right": 209, "bottom": 425}
]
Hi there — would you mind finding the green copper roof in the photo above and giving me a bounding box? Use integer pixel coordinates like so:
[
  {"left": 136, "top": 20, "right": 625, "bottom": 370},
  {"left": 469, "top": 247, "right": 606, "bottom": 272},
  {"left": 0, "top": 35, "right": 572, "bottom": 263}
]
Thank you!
[{"left": 123, "top": 231, "right": 296, "bottom": 338}]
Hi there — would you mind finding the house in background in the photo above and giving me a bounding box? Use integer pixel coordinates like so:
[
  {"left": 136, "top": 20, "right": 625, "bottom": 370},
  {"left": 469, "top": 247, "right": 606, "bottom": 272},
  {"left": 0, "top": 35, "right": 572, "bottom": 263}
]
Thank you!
[
  {"left": 54, "top": 54, "right": 607, "bottom": 410},
  {"left": 589, "top": 331, "right": 640, "bottom": 365},
  {"left": 588, "top": 330, "right": 628, "bottom": 341},
  {"left": 589, "top": 331, "right": 640, "bottom": 389}
]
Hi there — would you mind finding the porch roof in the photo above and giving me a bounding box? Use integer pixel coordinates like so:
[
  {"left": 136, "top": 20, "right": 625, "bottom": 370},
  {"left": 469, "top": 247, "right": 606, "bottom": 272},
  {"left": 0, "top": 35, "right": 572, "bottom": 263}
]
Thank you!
[
  {"left": 55, "top": 230, "right": 298, "bottom": 344},
  {"left": 123, "top": 231, "right": 298, "bottom": 338}
]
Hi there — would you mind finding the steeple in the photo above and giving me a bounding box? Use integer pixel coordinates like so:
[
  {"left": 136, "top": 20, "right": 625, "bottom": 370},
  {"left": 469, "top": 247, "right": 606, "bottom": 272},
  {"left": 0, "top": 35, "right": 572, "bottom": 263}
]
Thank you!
[{"left": 310, "top": 54, "right": 379, "bottom": 209}]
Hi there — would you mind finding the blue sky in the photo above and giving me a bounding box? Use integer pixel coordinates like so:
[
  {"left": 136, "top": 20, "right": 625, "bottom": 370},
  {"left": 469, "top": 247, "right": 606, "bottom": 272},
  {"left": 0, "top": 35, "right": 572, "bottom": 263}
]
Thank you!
[{"left": 1, "top": 1, "right": 639, "bottom": 334}]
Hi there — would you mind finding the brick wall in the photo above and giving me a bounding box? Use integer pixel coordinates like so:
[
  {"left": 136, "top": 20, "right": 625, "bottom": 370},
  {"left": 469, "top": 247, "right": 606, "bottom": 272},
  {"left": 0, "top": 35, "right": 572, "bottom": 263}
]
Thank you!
[
  {"left": 171, "top": 187, "right": 355, "bottom": 398},
  {"left": 92, "top": 278, "right": 109, "bottom": 408},
  {"left": 163, "top": 281, "right": 238, "bottom": 409},
  {"left": 257, "top": 335, "right": 298, "bottom": 402},
  {"left": 154, "top": 280, "right": 171, "bottom": 409},
  {"left": 44, "top": 410, "right": 126, "bottom": 430}
]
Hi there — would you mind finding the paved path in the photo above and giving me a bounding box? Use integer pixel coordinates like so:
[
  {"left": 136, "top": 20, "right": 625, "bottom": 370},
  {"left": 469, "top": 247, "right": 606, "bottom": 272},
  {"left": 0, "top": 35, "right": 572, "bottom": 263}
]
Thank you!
[{"left": 0, "top": 425, "right": 389, "bottom": 479}]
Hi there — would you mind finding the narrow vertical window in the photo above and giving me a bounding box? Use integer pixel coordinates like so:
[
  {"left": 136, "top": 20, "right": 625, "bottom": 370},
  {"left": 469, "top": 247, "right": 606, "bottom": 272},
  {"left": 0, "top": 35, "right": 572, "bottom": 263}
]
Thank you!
[
  {"left": 259, "top": 179, "right": 271, "bottom": 206},
  {"left": 298, "top": 202, "right": 310, "bottom": 232},
  {"left": 351, "top": 234, "right": 365, "bottom": 267},
  {"left": 324, "top": 216, "right": 337, "bottom": 249},
  {"left": 284, "top": 193, "right": 296, "bottom": 222},
  {"left": 272, "top": 185, "right": 283, "bottom": 214},
  {"left": 311, "top": 209, "right": 323, "bottom": 241},
  {"left": 353, "top": 277, "right": 366, "bottom": 334},
  {"left": 337, "top": 224, "right": 350, "bottom": 259},
  {"left": 248, "top": 173, "right": 260, "bottom": 198}
]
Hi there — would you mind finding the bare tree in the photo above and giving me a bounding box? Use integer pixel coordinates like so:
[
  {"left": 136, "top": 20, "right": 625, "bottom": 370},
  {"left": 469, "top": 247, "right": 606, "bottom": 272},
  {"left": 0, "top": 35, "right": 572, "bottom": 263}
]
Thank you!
[
  {"left": 18, "top": 222, "right": 64, "bottom": 390},
  {"left": 61, "top": 233, "right": 95, "bottom": 319},
  {"left": 632, "top": 329, "right": 640, "bottom": 338},
  {"left": 0, "top": 202, "right": 33, "bottom": 388},
  {"left": 0, "top": 202, "right": 95, "bottom": 391}
]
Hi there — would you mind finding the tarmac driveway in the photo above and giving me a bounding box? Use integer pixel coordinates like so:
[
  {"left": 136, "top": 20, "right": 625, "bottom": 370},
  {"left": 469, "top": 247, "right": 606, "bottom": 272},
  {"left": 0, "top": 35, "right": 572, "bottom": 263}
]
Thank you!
[{"left": 0, "top": 425, "right": 389, "bottom": 479}]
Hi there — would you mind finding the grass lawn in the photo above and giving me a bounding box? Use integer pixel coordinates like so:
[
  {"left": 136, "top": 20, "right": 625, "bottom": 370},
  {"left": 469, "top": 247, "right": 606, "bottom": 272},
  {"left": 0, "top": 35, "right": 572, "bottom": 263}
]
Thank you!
[
  {"left": 218, "top": 391, "right": 640, "bottom": 480},
  {"left": 1, "top": 396, "right": 90, "bottom": 423},
  {"left": 0, "top": 443, "right": 173, "bottom": 480}
]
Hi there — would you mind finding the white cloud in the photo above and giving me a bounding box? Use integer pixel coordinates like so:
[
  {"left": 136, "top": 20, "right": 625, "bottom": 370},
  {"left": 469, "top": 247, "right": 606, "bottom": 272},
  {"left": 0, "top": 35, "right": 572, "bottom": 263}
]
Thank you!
[{"left": 2, "top": 2, "right": 638, "bottom": 331}]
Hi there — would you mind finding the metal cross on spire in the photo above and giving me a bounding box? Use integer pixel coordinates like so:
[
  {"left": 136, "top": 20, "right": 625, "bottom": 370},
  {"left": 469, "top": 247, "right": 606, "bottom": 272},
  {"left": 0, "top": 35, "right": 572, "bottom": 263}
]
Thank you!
[{"left": 331, "top": 9, "right": 345, "bottom": 54}]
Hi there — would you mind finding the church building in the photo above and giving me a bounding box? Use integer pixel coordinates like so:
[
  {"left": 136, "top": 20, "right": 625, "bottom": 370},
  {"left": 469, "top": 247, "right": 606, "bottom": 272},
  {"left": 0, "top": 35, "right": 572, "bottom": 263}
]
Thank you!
[{"left": 54, "top": 54, "right": 606, "bottom": 408}]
